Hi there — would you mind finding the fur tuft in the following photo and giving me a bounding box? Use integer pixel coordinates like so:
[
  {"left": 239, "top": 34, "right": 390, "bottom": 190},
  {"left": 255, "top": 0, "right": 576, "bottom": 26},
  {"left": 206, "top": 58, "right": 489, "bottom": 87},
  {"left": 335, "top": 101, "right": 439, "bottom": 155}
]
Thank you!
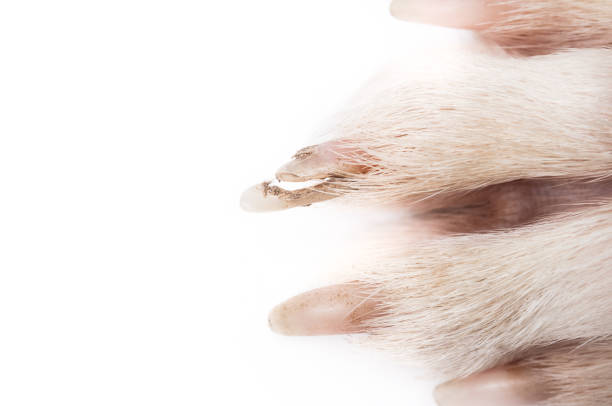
[
  {"left": 485, "top": 0, "right": 612, "bottom": 55},
  {"left": 324, "top": 49, "right": 612, "bottom": 204},
  {"left": 355, "top": 203, "right": 612, "bottom": 379}
]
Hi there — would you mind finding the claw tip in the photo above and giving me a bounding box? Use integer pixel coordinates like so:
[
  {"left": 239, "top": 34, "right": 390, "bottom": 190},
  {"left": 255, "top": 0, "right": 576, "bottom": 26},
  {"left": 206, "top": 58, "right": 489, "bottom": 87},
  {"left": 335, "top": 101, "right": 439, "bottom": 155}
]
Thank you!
[{"left": 240, "top": 183, "right": 289, "bottom": 213}]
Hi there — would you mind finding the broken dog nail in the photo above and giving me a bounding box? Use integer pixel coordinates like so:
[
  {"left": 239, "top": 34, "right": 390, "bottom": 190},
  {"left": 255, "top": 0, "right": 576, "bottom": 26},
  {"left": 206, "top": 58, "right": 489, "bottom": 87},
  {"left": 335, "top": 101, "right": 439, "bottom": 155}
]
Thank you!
[
  {"left": 275, "top": 143, "right": 367, "bottom": 182},
  {"left": 240, "top": 181, "right": 336, "bottom": 212}
]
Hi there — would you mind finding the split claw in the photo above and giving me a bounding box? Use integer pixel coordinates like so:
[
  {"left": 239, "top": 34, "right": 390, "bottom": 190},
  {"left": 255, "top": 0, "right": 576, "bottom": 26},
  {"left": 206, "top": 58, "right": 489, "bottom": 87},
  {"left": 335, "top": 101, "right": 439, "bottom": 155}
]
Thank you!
[
  {"left": 275, "top": 144, "right": 363, "bottom": 182},
  {"left": 240, "top": 180, "right": 337, "bottom": 212},
  {"left": 241, "top": 142, "right": 365, "bottom": 212}
]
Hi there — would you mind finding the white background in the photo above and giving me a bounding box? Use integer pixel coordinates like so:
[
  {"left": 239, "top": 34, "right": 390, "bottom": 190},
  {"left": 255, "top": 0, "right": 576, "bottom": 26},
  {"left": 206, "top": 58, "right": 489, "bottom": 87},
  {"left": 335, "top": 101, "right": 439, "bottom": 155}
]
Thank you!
[{"left": 0, "top": 1, "right": 469, "bottom": 405}]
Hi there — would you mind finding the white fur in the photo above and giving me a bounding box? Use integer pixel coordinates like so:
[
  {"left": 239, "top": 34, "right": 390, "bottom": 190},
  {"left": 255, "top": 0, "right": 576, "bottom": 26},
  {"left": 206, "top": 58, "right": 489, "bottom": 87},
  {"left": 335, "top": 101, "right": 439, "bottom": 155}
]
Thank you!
[
  {"left": 303, "top": 2, "right": 612, "bottom": 403},
  {"left": 355, "top": 204, "right": 612, "bottom": 379},
  {"left": 325, "top": 48, "right": 612, "bottom": 203},
  {"left": 485, "top": 0, "right": 612, "bottom": 54},
  {"left": 515, "top": 339, "right": 612, "bottom": 406}
]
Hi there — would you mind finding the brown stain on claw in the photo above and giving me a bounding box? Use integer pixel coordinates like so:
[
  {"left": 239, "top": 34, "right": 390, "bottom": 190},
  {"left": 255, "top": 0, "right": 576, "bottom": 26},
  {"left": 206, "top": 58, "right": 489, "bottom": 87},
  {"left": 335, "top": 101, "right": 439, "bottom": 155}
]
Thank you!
[
  {"left": 262, "top": 181, "right": 329, "bottom": 202},
  {"left": 259, "top": 181, "right": 339, "bottom": 208},
  {"left": 292, "top": 146, "right": 316, "bottom": 161}
]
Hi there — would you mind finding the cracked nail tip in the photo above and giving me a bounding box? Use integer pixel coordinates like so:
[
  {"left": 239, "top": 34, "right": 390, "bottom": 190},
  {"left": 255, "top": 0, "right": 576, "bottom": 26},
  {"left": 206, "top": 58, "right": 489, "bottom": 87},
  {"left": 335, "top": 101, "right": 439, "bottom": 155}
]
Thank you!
[
  {"left": 275, "top": 160, "right": 329, "bottom": 183},
  {"left": 274, "top": 160, "right": 304, "bottom": 182}
]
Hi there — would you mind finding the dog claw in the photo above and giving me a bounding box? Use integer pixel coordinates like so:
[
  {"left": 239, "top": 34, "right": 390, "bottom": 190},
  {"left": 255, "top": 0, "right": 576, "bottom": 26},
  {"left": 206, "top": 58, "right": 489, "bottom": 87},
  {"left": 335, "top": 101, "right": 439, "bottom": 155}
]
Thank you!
[{"left": 240, "top": 181, "right": 337, "bottom": 212}]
